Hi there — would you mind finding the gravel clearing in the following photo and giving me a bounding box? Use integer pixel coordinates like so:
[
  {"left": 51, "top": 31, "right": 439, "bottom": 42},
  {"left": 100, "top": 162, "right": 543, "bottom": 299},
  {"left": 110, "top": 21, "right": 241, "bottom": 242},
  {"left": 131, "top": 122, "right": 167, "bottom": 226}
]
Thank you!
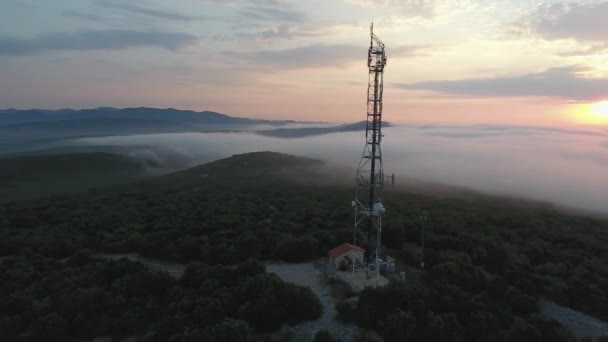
[
  {"left": 266, "top": 262, "right": 365, "bottom": 341},
  {"left": 541, "top": 300, "right": 608, "bottom": 339}
]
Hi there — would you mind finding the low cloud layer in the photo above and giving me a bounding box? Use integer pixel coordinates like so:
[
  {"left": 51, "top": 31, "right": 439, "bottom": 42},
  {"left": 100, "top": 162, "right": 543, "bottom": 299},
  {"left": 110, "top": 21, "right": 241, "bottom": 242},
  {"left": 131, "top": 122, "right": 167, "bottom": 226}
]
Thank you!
[
  {"left": 70, "top": 124, "right": 608, "bottom": 215},
  {"left": 0, "top": 30, "right": 198, "bottom": 56},
  {"left": 396, "top": 65, "right": 608, "bottom": 101}
]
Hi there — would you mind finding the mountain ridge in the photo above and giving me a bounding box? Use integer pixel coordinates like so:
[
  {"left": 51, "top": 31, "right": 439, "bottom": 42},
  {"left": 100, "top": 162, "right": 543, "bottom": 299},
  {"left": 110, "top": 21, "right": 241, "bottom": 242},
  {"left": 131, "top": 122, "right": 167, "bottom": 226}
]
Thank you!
[
  {"left": 0, "top": 107, "right": 324, "bottom": 126},
  {"left": 0, "top": 107, "right": 327, "bottom": 145}
]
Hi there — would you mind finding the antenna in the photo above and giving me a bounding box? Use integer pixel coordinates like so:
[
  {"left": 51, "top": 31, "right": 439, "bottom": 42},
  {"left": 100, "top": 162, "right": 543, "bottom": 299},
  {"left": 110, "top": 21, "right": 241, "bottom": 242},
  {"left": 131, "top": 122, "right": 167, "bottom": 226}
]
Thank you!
[{"left": 353, "top": 23, "right": 388, "bottom": 286}]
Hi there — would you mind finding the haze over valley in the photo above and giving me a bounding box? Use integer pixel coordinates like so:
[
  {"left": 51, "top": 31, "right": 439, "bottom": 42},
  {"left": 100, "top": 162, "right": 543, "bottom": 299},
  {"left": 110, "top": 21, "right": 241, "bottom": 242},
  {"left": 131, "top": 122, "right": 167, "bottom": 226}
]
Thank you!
[{"left": 2, "top": 109, "right": 606, "bottom": 214}]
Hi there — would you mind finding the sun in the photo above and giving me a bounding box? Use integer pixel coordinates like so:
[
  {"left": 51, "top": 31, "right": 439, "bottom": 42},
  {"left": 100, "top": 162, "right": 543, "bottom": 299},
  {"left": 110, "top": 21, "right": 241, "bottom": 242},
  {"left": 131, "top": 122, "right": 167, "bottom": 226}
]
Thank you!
[
  {"left": 568, "top": 101, "right": 608, "bottom": 125},
  {"left": 591, "top": 100, "right": 608, "bottom": 118}
]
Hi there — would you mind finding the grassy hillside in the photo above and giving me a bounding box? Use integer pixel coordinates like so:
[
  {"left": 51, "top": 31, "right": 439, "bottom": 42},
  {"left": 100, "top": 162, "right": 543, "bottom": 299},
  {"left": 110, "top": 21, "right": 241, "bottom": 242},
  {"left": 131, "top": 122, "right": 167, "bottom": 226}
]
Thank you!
[
  {"left": 0, "top": 152, "right": 158, "bottom": 202},
  {"left": 1, "top": 151, "right": 607, "bottom": 341}
]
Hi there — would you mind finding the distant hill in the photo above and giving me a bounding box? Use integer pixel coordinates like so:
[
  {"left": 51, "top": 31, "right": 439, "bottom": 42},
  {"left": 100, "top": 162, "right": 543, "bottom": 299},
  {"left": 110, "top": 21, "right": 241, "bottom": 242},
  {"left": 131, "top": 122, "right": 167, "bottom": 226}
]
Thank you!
[
  {"left": 256, "top": 121, "right": 394, "bottom": 138},
  {"left": 0, "top": 107, "right": 315, "bottom": 144},
  {"left": 0, "top": 151, "right": 321, "bottom": 202},
  {"left": 165, "top": 151, "right": 323, "bottom": 184},
  {"left": 0, "top": 152, "right": 159, "bottom": 201},
  {"left": 0, "top": 107, "right": 265, "bottom": 126}
]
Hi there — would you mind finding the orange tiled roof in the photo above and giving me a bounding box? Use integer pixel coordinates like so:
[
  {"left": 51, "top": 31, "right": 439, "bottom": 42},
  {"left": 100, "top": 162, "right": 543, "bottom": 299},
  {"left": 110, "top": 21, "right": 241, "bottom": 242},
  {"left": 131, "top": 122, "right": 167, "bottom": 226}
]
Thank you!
[{"left": 328, "top": 243, "right": 366, "bottom": 257}]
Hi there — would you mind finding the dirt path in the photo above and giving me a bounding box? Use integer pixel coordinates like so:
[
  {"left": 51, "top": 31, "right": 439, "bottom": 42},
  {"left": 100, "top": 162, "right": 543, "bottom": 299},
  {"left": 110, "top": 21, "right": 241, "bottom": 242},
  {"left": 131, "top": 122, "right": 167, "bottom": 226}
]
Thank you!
[
  {"left": 266, "top": 262, "right": 364, "bottom": 341},
  {"left": 541, "top": 300, "right": 608, "bottom": 339}
]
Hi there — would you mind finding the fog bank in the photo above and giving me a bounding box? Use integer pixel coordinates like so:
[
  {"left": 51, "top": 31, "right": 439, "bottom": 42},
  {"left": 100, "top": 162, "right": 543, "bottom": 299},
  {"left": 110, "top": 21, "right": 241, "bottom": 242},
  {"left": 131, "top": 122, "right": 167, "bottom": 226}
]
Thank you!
[{"left": 71, "top": 124, "right": 608, "bottom": 214}]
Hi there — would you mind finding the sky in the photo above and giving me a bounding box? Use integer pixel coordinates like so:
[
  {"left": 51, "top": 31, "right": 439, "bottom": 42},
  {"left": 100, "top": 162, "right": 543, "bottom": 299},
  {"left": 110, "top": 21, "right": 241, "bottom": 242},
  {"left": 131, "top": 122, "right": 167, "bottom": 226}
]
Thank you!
[{"left": 1, "top": 0, "right": 608, "bottom": 125}]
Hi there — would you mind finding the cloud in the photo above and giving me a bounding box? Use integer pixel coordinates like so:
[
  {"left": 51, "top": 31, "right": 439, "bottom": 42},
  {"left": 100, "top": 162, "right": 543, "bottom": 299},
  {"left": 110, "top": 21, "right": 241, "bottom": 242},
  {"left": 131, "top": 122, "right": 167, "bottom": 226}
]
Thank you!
[
  {"left": 510, "top": 1, "right": 608, "bottom": 42},
  {"left": 199, "top": 0, "right": 311, "bottom": 42},
  {"left": 414, "top": 124, "right": 607, "bottom": 139},
  {"left": 200, "top": 0, "right": 291, "bottom": 6},
  {"left": 391, "top": 45, "right": 428, "bottom": 56},
  {"left": 237, "top": 43, "right": 424, "bottom": 69},
  {"left": 347, "top": 0, "right": 434, "bottom": 17},
  {"left": 345, "top": 0, "right": 475, "bottom": 19},
  {"left": 395, "top": 65, "right": 608, "bottom": 101},
  {"left": 557, "top": 43, "right": 608, "bottom": 57},
  {"left": 237, "top": 23, "right": 297, "bottom": 40},
  {"left": 96, "top": 1, "right": 207, "bottom": 21},
  {"left": 240, "top": 44, "right": 361, "bottom": 68},
  {"left": 200, "top": 0, "right": 305, "bottom": 22},
  {"left": 63, "top": 9, "right": 106, "bottom": 22},
  {"left": 0, "top": 30, "right": 198, "bottom": 56},
  {"left": 235, "top": 23, "right": 333, "bottom": 41},
  {"left": 249, "top": 0, "right": 291, "bottom": 5},
  {"left": 231, "top": 20, "right": 362, "bottom": 42},
  {"left": 68, "top": 124, "right": 608, "bottom": 214},
  {"left": 238, "top": 5, "right": 307, "bottom": 22}
]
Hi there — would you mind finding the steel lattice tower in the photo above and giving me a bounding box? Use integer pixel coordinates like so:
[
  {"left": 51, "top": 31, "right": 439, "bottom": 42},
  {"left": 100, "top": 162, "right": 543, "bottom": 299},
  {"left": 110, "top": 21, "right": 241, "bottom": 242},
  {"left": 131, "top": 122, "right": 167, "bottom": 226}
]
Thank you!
[{"left": 353, "top": 23, "right": 388, "bottom": 283}]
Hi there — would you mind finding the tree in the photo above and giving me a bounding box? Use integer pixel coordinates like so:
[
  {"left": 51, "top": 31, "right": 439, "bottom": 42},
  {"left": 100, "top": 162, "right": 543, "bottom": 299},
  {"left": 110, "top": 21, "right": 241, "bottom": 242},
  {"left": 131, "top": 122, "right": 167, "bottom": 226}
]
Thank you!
[
  {"left": 30, "top": 313, "right": 68, "bottom": 342},
  {"left": 203, "top": 318, "right": 259, "bottom": 342},
  {"left": 314, "top": 330, "right": 339, "bottom": 342},
  {"left": 527, "top": 315, "right": 573, "bottom": 342},
  {"left": 235, "top": 259, "right": 266, "bottom": 278},
  {"left": 485, "top": 245, "right": 509, "bottom": 274},
  {"left": 511, "top": 295, "right": 538, "bottom": 316},
  {"left": 379, "top": 309, "right": 416, "bottom": 342},
  {"left": 507, "top": 318, "right": 542, "bottom": 342},
  {"left": 596, "top": 335, "right": 608, "bottom": 342}
]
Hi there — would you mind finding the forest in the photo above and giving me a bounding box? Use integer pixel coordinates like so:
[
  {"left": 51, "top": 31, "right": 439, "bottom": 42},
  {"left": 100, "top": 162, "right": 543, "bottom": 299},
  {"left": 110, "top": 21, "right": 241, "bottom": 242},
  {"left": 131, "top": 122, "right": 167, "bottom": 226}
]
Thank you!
[
  {"left": 1, "top": 151, "right": 608, "bottom": 341},
  {"left": 0, "top": 152, "right": 158, "bottom": 201}
]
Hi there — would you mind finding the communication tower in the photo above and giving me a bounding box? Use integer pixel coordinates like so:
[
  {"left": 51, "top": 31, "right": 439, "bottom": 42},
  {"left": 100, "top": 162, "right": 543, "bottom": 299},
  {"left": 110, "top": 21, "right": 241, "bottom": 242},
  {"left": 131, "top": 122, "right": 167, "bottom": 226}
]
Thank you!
[{"left": 352, "top": 23, "right": 391, "bottom": 285}]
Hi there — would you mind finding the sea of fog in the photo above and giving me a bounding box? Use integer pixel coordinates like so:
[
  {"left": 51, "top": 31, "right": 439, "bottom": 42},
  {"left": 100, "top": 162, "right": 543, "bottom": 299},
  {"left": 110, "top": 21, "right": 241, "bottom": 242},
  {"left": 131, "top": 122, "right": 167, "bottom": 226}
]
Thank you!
[{"left": 67, "top": 124, "right": 608, "bottom": 214}]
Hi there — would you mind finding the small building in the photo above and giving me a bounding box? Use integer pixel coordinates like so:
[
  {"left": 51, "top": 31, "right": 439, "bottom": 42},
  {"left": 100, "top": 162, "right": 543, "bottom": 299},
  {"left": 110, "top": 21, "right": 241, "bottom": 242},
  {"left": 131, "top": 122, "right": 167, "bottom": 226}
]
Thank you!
[
  {"left": 385, "top": 256, "right": 396, "bottom": 273},
  {"left": 328, "top": 243, "right": 365, "bottom": 271}
]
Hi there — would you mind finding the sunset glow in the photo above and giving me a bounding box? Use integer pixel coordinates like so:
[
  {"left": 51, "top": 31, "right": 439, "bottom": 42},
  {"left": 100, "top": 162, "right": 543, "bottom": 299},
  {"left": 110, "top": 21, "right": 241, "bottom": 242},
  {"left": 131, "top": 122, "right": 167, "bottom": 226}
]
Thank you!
[
  {"left": 592, "top": 101, "right": 608, "bottom": 118},
  {"left": 568, "top": 101, "right": 608, "bottom": 125}
]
